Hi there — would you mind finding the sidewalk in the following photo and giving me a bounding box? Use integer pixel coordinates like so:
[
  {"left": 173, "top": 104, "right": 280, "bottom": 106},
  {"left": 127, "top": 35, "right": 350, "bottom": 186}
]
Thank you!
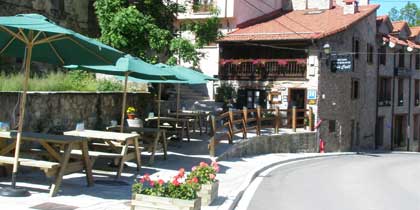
[{"left": 0, "top": 133, "right": 351, "bottom": 210}]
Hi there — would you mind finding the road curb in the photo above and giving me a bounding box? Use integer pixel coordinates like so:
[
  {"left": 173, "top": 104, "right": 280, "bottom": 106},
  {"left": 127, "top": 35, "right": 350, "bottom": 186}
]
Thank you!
[{"left": 217, "top": 153, "right": 356, "bottom": 210}]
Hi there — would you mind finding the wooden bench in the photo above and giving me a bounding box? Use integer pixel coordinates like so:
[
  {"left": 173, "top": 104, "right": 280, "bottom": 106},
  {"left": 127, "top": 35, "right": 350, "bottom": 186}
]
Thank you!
[
  {"left": 0, "top": 131, "right": 93, "bottom": 197},
  {"left": 64, "top": 130, "right": 141, "bottom": 179}
]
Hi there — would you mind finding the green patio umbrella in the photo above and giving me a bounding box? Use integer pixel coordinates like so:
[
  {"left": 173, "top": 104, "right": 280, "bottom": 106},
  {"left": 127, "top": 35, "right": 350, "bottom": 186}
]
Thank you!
[
  {"left": 66, "top": 55, "right": 181, "bottom": 132},
  {"left": 0, "top": 13, "right": 123, "bottom": 196},
  {"left": 155, "top": 64, "right": 217, "bottom": 119}
]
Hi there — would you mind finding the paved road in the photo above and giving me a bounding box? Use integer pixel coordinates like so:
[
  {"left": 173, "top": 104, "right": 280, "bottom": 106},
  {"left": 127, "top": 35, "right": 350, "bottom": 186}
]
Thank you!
[{"left": 245, "top": 153, "right": 420, "bottom": 210}]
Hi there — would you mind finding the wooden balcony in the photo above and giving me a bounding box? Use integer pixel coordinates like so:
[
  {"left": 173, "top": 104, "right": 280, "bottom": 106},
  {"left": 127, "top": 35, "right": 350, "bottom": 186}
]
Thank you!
[{"left": 219, "top": 59, "right": 307, "bottom": 81}]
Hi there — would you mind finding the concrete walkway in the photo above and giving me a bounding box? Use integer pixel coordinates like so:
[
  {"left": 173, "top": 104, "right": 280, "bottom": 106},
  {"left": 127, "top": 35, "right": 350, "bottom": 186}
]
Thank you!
[{"left": 0, "top": 132, "right": 348, "bottom": 210}]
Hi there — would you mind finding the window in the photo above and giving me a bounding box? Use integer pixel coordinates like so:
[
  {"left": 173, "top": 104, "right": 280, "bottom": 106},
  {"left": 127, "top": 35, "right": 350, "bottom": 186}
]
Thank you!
[
  {"left": 329, "top": 120, "right": 336, "bottom": 133},
  {"left": 398, "top": 49, "right": 405, "bottom": 68},
  {"left": 367, "top": 44, "right": 374, "bottom": 64},
  {"left": 415, "top": 80, "right": 419, "bottom": 107},
  {"left": 416, "top": 53, "right": 420, "bottom": 70},
  {"left": 398, "top": 78, "right": 404, "bottom": 106},
  {"left": 379, "top": 46, "right": 386, "bottom": 65},
  {"left": 193, "top": 0, "right": 213, "bottom": 12},
  {"left": 353, "top": 38, "right": 360, "bottom": 59},
  {"left": 351, "top": 79, "right": 360, "bottom": 100},
  {"left": 378, "top": 77, "right": 392, "bottom": 106}
]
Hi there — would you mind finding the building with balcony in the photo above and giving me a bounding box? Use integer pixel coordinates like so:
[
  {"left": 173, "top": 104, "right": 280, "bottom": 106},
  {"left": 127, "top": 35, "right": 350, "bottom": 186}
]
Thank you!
[
  {"left": 174, "top": 0, "right": 284, "bottom": 99},
  {"left": 376, "top": 16, "right": 420, "bottom": 151},
  {"left": 217, "top": 0, "right": 379, "bottom": 151}
]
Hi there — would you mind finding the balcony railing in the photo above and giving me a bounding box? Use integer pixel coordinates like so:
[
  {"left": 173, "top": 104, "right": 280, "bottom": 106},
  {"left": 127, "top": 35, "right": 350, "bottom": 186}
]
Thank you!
[{"left": 219, "top": 59, "right": 307, "bottom": 81}]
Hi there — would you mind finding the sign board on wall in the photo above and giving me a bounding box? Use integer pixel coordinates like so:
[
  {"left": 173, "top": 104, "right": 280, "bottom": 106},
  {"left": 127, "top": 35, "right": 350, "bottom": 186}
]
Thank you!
[
  {"left": 307, "top": 89, "right": 317, "bottom": 100},
  {"left": 330, "top": 54, "right": 353, "bottom": 73}
]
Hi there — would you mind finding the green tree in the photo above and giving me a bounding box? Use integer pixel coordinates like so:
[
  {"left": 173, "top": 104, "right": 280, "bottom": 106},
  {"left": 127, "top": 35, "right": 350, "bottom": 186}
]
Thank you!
[
  {"left": 388, "top": 2, "right": 420, "bottom": 26},
  {"left": 94, "top": 0, "right": 221, "bottom": 66}
]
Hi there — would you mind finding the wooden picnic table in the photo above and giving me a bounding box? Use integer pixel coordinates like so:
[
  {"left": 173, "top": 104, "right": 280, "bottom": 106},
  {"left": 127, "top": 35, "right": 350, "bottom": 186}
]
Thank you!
[
  {"left": 145, "top": 117, "right": 191, "bottom": 141},
  {"left": 0, "top": 131, "right": 94, "bottom": 197},
  {"left": 167, "top": 111, "right": 211, "bottom": 135},
  {"left": 64, "top": 130, "right": 140, "bottom": 179},
  {"left": 106, "top": 126, "right": 167, "bottom": 165}
]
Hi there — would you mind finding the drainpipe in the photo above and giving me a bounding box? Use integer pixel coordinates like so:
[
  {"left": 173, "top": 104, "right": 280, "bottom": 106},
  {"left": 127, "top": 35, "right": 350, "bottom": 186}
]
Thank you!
[
  {"left": 374, "top": 49, "right": 380, "bottom": 150},
  {"left": 407, "top": 72, "right": 412, "bottom": 151},
  {"left": 390, "top": 54, "right": 396, "bottom": 151}
]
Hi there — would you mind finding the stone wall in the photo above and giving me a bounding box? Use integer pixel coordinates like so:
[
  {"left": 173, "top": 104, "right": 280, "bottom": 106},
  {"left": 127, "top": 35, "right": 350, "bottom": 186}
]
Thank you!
[
  {"left": 0, "top": 0, "right": 98, "bottom": 36},
  {"left": 0, "top": 92, "right": 154, "bottom": 134},
  {"left": 217, "top": 132, "right": 317, "bottom": 160}
]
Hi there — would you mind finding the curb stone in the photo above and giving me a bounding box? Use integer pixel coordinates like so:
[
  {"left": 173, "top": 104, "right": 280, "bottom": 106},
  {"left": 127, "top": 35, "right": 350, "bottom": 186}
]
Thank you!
[{"left": 216, "top": 153, "right": 356, "bottom": 210}]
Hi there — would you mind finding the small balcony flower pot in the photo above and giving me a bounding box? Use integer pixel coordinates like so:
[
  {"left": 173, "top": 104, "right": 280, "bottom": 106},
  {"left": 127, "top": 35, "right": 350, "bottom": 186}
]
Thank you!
[
  {"left": 197, "top": 180, "right": 219, "bottom": 206},
  {"left": 131, "top": 194, "right": 201, "bottom": 210}
]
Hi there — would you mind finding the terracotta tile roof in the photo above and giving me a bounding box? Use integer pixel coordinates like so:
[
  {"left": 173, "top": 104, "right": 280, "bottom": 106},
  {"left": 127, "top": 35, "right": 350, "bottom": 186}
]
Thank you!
[
  {"left": 410, "top": 26, "right": 420, "bottom": 38},
  {"left": 391, "top": 21, "right": 408, "bottom": 33},
  {"left": 383, "top": 34, "right": 420, "bottom": 49},
  {"left": 220, "top": 4, "right": 379, "bottom": 42}
]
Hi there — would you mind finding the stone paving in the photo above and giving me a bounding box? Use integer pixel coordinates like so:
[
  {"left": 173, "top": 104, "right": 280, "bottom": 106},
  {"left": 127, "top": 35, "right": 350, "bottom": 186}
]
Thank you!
[{"left": 0, "top": 131, "right": 342, "bottom": 210}]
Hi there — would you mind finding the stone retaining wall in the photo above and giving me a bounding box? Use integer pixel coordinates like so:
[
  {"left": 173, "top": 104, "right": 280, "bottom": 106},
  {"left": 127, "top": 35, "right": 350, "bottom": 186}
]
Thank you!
[
  {"left": 0, "top": 92, "right": 153, "bottom": 134},
  {"left": 217, "top": 132, "right": 317, "bottom": 160}
]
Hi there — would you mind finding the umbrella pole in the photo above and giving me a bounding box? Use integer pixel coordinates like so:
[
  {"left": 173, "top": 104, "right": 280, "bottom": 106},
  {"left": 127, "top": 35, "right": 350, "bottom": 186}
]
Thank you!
[
  {"left": 157, "top": 84, "right": 162, "bottom": 128},
  {"left": 120, "top": 72, "right": 129, "bottom": 133},
  {"left": 4, "top": 44, "right": 33, "bottom": 197},
  {"left": 176, "top": 84, "right": 180, "bottom": 121}
]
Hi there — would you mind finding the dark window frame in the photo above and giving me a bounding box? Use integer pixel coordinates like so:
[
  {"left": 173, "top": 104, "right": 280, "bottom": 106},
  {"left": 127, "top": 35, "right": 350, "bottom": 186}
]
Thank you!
[
  {"left": 379, "top": 46, "right": 386, "bottom": 65},
  {"left": 367, "top": 43, "right": 374, "bottom": 64},
  {"left": 398, "top": 49, "right": 405, "bottom": 68},
  {"left": 398, "top": 78, "right": 404, "bottom": 106},
  {"left": 351, "top": 78, "right": 360, "bottom": 100},
  {"left": 353, "top": 37, "right": 360, "bottom": 59}
]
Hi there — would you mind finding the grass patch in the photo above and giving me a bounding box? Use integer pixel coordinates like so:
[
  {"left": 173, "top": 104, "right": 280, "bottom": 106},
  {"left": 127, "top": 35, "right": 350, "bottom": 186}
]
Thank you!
[{"left": 0, "top": 71, "right": 124, "bottom": 91}]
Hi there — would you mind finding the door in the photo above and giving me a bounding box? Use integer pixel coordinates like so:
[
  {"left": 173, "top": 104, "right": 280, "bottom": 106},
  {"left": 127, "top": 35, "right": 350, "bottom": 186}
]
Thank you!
[
  {"left": 237, "top": 89, "right": 267, "bottom": 109},
  {"left": 288, "top": 89, "right": 307, "bottom": 127},
  {"left": 375, "top": 117, "right": 384, "bottom": 149},
  {"left": 394, "top": 115, "right": 407, "bottom": 148}
]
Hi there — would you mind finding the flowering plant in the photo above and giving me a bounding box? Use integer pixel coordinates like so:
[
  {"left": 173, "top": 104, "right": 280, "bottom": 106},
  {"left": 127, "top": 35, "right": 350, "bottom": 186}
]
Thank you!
[
  {"left": 132, "top": 168, "right": 200, "bottom": 200},
  {"left": 126, "top": 106, "right": 136, "bottom": 115},
  {"left": 186, "top": 161, "right": 219, "bottom": 185}
]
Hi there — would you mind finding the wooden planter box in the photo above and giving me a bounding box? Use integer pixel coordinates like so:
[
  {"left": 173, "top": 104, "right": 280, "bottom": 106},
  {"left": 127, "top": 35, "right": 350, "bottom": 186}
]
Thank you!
[
  {"left": 197, "top": 180, "right": 219, "bottom": 206},
  {"left": 131, "top": 194, "right": 201, "bottom": 210}
]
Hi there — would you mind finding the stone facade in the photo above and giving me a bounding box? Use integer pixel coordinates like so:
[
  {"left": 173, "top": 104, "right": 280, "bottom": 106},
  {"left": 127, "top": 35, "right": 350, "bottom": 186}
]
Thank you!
[
  {"left": 0, "top": 92, "right": 154, "bottom": 134},
  {"left": 318, "top": 12, "right": 378, "bottom": 152},
  {"left": 0, "top": 0, "right": 98, "bottom": 36},
  {"left": 217, "top": 132, "right": 317, "bottom": 160}
]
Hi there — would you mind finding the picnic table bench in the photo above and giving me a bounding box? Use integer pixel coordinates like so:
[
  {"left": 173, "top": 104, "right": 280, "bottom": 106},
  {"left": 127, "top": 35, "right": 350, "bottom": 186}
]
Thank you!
[
  {"left": 145, "top": 117, "right": 191, "bottom": 142},
  {"left": 106, "top": 126, "right": 167, "bottom": 165},
  {"left": 64, "top": 130, "right": 141, "bottom": 179},
  {"left": 0, "top": 131, "right": 93, "bottom": 197}
]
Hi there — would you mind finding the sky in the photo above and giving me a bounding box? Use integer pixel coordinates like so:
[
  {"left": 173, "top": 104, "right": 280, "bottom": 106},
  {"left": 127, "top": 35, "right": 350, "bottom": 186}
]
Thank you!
[{"left": 370, "top": 0, "right": 419, "bottom": 15}]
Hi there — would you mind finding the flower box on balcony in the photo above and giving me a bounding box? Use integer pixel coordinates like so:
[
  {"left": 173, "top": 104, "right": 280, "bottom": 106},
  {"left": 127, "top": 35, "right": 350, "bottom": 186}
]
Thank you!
[
  {"left": 197, "top": 180, "right": 219, "bottom": 206},
  {"left": 131, "top": 194, "right": 201, "bottom": 210}
]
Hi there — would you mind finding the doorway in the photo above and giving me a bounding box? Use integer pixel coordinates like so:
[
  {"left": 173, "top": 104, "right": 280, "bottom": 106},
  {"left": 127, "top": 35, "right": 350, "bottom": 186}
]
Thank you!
[
  {"left": 288, "top": 89, "right": 306, "bottom": 127},
  {"left": 375, "top": 117, "right": 384, "bottom": 149},
  {"left": 237, "top": 89, "right": 267, "bottom": 109},
  {"left": 394, "top": 115, "right": 407, "bottom": 148}
]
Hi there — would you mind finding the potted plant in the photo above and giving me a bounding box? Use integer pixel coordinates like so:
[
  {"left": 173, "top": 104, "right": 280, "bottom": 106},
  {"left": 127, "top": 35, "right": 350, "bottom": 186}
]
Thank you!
[
  {"left": 132, "top": 169, "right": 201, "bottom": 210},
  {"left": 187, "top": 161, "right": 219, "bottom": 206},
  {"left": 126, "top": 106, "right": 143, "bottom": 127},
  {"left": 127, "top": 106, "right": 137, "bottom": 119}
]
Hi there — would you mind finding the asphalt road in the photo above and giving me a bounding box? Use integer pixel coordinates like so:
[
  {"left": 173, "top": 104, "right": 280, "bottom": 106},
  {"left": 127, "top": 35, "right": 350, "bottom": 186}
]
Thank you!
[{"left": 245, "top": 153, "right": 420, "bottom": 210}]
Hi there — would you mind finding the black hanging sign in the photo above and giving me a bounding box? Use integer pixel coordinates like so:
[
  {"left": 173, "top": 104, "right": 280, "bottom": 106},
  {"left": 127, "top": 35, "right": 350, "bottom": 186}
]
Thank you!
[{"left": 330, "top": 54, "right": 353, "bottom": 73}]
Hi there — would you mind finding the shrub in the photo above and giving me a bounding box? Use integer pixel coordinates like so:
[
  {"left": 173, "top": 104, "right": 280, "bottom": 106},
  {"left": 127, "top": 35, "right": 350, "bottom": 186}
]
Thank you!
[
  {"left": 132, "top": 168, "right": 200, "bottom": 200},
  {"left": 0, "top": 71, "right": 123, "bottom": 91},
  {"left": 186, "top": 161, "right": 219, "bottom": 185}
]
